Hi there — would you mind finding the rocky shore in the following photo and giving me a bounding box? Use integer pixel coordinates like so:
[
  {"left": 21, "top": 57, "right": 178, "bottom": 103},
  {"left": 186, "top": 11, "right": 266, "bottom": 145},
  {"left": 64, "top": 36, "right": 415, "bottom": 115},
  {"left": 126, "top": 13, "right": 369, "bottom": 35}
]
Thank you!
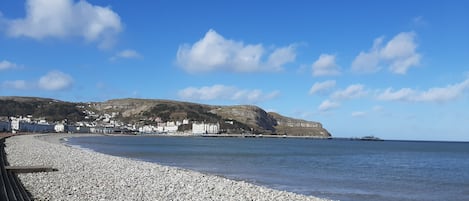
[{"left": 5, "top": 134, "right": 330, "bottom": 201}]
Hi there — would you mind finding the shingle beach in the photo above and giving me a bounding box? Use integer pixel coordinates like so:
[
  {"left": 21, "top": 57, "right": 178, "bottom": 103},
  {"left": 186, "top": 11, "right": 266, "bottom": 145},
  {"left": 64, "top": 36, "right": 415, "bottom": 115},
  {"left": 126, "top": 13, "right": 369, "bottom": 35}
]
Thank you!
[{"left": 5, "top": 134, "right": 331, "bottom": 201}]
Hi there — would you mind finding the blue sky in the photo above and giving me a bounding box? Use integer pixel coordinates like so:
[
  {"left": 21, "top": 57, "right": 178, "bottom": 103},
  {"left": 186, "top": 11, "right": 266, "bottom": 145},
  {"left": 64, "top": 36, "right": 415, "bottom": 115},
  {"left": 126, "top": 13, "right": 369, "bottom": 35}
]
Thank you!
[{"left": 1, "top": 0, "right": 469, "bottom": 141}]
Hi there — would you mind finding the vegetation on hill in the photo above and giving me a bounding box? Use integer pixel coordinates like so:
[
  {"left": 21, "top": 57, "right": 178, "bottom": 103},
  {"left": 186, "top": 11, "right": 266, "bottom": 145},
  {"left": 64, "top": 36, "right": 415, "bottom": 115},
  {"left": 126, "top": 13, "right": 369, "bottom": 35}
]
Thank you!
[
  {"left": 0, "top": 98, "right": 86, "bottom": 122},
  {"left": 142, "top": 103, "right": 220, "bottom": 122}
]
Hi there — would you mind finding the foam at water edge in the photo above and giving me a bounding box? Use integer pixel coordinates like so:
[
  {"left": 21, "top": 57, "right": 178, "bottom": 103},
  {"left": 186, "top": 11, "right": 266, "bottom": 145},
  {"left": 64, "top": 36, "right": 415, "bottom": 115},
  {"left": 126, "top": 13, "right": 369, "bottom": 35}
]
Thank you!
[{"left": 63, "top": 140, "right": 97, "bottom": 153}]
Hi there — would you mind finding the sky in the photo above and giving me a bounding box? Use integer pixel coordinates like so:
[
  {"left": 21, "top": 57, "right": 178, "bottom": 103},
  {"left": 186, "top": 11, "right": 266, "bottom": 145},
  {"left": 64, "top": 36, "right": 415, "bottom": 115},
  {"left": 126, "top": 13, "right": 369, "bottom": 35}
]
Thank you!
[{"left": 1, "top": 0, "right": 469, "bottom": 141}]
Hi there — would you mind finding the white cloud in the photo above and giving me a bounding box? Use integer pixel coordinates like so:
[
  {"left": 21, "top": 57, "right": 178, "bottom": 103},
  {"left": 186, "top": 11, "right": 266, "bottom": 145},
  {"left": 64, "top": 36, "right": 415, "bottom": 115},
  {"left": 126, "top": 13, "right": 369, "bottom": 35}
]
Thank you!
[
  {"left": 351, "top": 111, "right": 366, "bottom": 117},
  {"left": 5, "top": 0, "right": 122, "bottom": 48},
  {"left": 110, "top": 49, "right": 142, "bottom": 61},
  {"left": 176, "top": 29, "right": 296, "bottom": 73},
  {"left": 0, "top": 60, "right": 17, "bottom": 70},
  {"left": 2, "top": 80, "right": 29, "bottom": 90},
  {"left": 388, "top": 53, "right": 421, "bottom": 74},
  {"left": 312, "top": 54, "right": 340, "bottom": 76},
  {"left": 381, "top": 33, "right": 421, "bottom": 74},
  {"left": 38, "top": 71, "right": 73, "bottom": 91},
  {"left": 315, "top": 84, "right": 366, "bottom": 112},
  {"left": 351, "top": 51, "right": 381, "bottom": 73},
  {"left": 380, "top": 33, "right": 417, "bottom": 59},
  {"left": 2, "top": 70, "right": 74, "bottom": 91},
  {"left": 377, "top": 78, "right": 469, "bottom": 103},
  {"left": 318, "top": 99, "right": 340, "bottom": 112},
  {"left": 331, "top": 84, "right": 367, "bottom": 100},
  {"left": 377, "top": 88, "right": 415, "bottom": 101},
  {"left": 267, "top": 45, "right": 296, "bottom": 68},
  {"left": 178, "top": 84, "right": 279, "bottom": 103},
  {"left": 352, "top": 32, "right": 421, "bottom": 74},
  {"left": 309, "top": 80, "right": 336, "bottom": 95},
  {"left": 351, "top": 38, "right": 383, "bottom": 73}
]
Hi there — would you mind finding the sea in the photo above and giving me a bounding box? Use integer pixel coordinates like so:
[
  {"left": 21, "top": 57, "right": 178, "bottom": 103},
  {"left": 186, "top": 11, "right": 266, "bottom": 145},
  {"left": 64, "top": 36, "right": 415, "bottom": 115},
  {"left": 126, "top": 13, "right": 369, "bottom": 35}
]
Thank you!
[{"left": 66, "top": 136, "right": 469, "bottom": 201}]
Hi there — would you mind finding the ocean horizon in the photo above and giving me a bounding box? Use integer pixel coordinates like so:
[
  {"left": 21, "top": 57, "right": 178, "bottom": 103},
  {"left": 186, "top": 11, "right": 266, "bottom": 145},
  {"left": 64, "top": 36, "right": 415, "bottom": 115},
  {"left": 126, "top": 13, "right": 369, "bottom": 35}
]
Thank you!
[{"left": 67, "top": 136, "right": 469, "bottom": 201}]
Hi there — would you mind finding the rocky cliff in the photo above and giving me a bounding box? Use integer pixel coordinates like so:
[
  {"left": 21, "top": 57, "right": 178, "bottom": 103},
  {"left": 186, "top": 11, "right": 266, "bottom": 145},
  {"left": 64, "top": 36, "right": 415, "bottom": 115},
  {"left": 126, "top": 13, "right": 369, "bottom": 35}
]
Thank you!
[
  {"left": 209, "top": 105, "right": 330, "bottom": 137},
  {"left": 210, "top": 105, "right": 278, "bottom": 132},
  {"left": 269, "top": 112, "right": 330, "bottom": 137}
]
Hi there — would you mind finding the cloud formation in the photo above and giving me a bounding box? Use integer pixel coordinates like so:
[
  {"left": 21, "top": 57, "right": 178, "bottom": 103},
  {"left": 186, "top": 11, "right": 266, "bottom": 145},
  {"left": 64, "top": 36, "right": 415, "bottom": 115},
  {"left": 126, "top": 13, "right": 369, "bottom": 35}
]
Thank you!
[
  {"left": 0, "top": 60, "right": 17, "bottom": 70},
  {"left": 317, "top": 84, "right": 367, "bottom": 112},
  {"left": 177, "top": 29, "right": 296, "bottom": 73},
  {"left": 318, "top": 99, "right": 340, "bottom": 112},
  {"left": 316, "top": 77, "right": 469, "bottom": 112},
  {"left": 2, "top": 70, "right": 73, "bottom": 91},
  {"left": 110, "top": 49, "right": 142, "bottom": 61},
  {"left": 352, "top": 32, "right": 421, "bottom": 74},
  {"left": 38, "top": 71, "right": 73, "bottom": 91},
  {"left": 312, "top": 54, "right": 340, "bottom": 76},
  {"left": 178, "top": 84, "right": 279, "bottom": 103},
  {"left": 331, "top": 84, "right": 367, "bottom": 100},
  {"left": 5, "top": 0, "right": 122, "bottom": 48},
  {"left": 377, "top": 78, "right": 469, "bottom": 103},
  {"left": 309, "top": 80, "right": 336, "bottom": 95}
]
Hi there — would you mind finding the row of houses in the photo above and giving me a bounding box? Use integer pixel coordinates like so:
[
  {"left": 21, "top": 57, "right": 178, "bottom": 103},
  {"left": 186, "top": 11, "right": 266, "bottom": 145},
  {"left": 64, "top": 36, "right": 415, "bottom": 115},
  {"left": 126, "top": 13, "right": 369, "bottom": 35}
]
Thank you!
[
  {"left": 139, "top": 121, "right": 220, "bottom": 134},
  {"left": 1, "top": 116, "right": 221, "bottom": 135}
]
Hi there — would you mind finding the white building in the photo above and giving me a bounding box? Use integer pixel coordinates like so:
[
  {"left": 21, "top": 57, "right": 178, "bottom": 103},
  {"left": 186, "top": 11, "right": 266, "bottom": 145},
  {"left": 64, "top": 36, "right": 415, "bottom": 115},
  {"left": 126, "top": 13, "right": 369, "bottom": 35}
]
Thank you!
[
  {"left": 139, "top": 125, "right": 157, "bottom": 133},
  {"left": 156, "top": 124, "right": 178, "bottom": 133},
  {"left": 90, "top": 127, "right": 113, "bottom": 134},
  {"left": 10, "top": 118, "right": 54, "bottom": 133},
  {"left": 192, "top": 122, "right": 220, "bottom": 134},
  {"left": 156, "top": 126, "right": 165, "bottom": 133},
  {"left": 11, "top": 118, "right": 20, "bottom": 132},
  {"left": 165, "top": 125, "right": 178, "bottom": 133},
  {"left": 54, "top": 123, "right": 66, "bottom": 133},
  {"left": 155, "top": 121, "right": 181, "bottom": 134}
]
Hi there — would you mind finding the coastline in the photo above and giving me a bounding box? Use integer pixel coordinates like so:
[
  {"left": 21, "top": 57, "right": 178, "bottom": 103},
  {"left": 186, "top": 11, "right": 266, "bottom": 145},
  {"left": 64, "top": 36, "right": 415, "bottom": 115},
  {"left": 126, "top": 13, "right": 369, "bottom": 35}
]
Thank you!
[
  {"left": 5, "top": 134, "right": 331, "bottom": 201},
  {"left": 108, "top": 132, "right": 331, "bottom": 139}
]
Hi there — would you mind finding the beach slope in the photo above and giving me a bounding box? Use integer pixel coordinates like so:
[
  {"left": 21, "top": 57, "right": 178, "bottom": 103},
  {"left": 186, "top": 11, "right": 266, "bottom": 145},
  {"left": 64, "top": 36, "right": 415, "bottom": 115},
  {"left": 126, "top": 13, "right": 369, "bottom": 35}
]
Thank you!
[{"left": 5, "top": 134, "right": 330, "bottom": 201}]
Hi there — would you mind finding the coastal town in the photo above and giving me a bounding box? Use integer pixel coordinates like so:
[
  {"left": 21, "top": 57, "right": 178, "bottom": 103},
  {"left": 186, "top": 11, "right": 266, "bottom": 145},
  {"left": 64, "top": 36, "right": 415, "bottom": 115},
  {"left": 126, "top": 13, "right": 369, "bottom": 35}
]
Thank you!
[
  {"left": 0, "top": 97, "right": 331, "bottom": 138},
  {"left": 0, "top": 111, "right": 221, "bottom": 135}
]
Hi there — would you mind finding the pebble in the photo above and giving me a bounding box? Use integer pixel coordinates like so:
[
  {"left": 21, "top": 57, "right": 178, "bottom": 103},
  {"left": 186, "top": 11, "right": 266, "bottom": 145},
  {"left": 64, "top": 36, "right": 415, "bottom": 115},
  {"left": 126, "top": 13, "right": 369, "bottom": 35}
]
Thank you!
[{"left": 5, "top": 134, "right": 332, "bottom": 201}]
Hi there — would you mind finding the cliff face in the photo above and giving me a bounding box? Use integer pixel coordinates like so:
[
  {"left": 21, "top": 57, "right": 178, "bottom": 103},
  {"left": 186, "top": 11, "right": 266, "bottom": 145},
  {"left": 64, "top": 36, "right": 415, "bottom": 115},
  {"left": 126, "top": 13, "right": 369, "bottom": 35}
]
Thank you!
[
  {"left": 210, "top": 105, "right": 330, "bottom": 137},
  {"left": 269, "top": 112, "right": 330, "bottom": 137},
  {"left": 210, "top": 105, "right": 277, "bottom": 132},
  {"left": 0, "top": 97, "right": 331, "bottom": 137}
]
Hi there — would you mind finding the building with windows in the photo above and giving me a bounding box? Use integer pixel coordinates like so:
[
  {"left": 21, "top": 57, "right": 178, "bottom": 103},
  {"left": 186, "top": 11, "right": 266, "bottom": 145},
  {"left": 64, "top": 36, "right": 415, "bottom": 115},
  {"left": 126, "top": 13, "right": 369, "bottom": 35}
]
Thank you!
[{"left": 192, "top": 122, "right": 220, "bottom": 134}]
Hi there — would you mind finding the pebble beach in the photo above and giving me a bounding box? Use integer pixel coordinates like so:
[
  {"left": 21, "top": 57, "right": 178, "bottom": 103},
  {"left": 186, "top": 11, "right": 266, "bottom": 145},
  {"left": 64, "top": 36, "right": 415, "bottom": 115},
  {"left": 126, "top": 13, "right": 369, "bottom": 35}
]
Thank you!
[{"left": 5, "top": 134, "right": 330, "bottom": 201}]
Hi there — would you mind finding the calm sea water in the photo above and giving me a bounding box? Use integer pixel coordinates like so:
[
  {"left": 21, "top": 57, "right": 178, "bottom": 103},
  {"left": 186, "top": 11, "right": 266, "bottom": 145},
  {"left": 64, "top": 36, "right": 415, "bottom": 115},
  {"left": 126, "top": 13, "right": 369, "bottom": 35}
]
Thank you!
[{"left": 67, "top": 136, "right": 469, "bottom": 201}]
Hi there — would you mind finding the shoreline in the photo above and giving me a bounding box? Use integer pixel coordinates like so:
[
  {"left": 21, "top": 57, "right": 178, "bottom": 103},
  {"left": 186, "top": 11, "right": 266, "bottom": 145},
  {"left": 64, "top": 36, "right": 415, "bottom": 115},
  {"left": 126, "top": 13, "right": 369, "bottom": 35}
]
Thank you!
[{"left": 5, "top": 134, "right": 331, "bottom": 201}]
